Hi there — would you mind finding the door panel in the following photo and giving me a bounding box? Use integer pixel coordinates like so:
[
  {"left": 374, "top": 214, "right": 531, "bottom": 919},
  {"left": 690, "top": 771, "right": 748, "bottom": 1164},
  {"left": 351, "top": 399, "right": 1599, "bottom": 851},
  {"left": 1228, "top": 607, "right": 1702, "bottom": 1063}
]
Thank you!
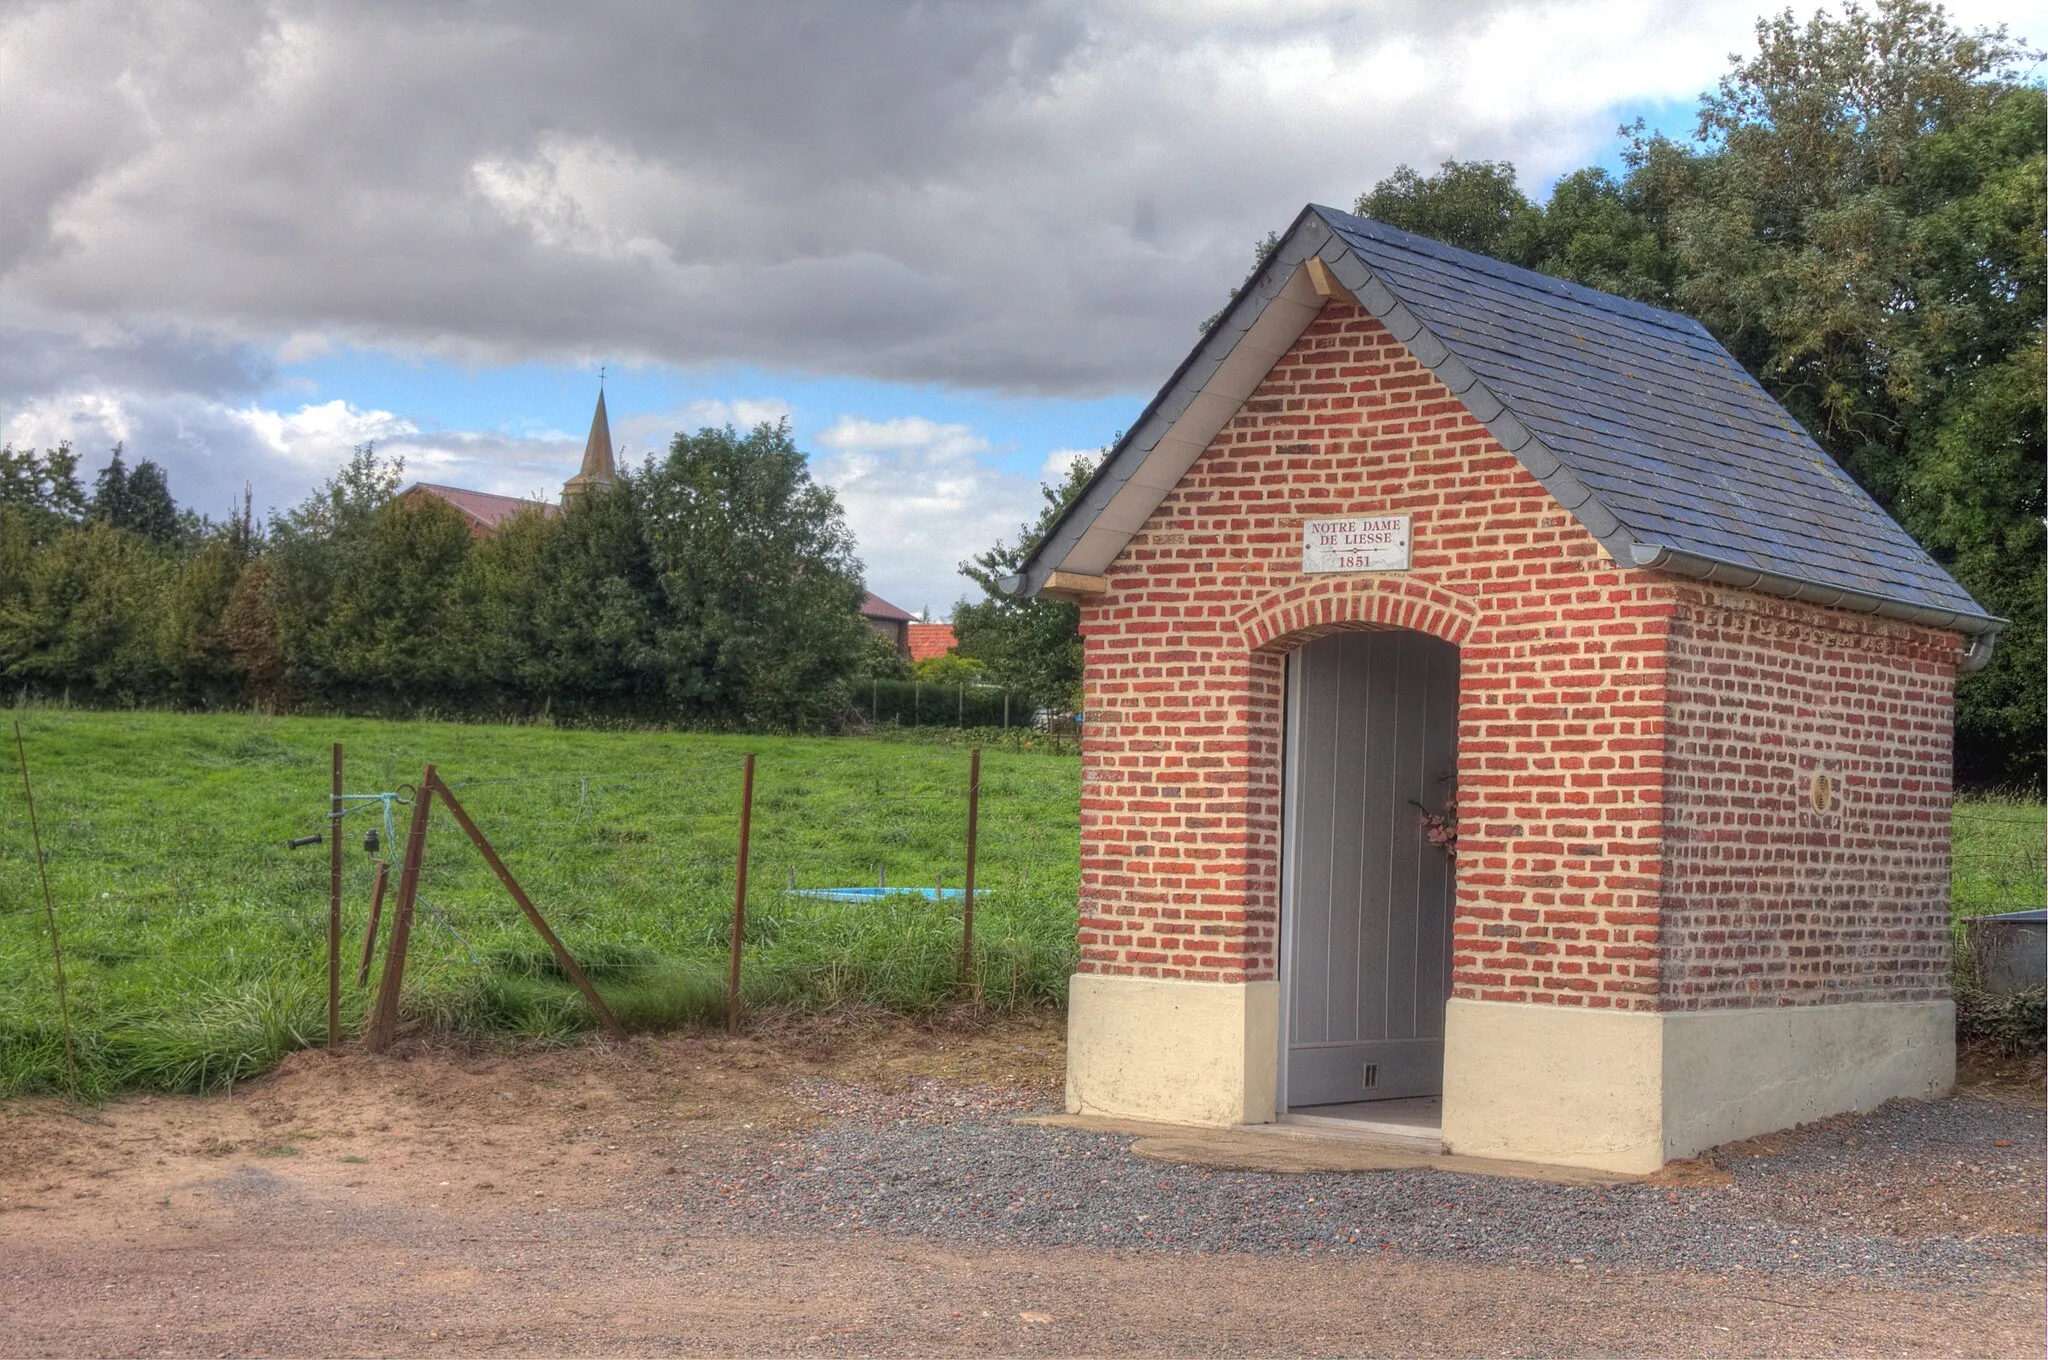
[
  {"left": 1291, "top": 649, "right": 1339, "bottom": 1045},
  {"left": 1284, "top": 631, "right": 1458, "bottom": 1107}
]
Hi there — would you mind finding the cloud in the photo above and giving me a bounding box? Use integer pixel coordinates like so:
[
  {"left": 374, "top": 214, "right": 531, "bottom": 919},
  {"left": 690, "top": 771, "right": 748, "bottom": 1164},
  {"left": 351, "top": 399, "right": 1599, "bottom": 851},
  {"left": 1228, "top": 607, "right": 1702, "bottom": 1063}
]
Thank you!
[
  {"left": 3, "top": 1, "right": 2029, "bottom": 594},
  {"left": 4, "top": 385, "right": 580, "bottom": 521},
  {"left": 812, "top": 416, "right": 1039, "bottom": 616},
  {"left": 673, "top": 397, "right": 796, "bottom": 433},
  {"left": 11, "top": 0, "right": 2027, "bottom": 398},
  {"left": 600, "top": 396, "right": 798, "bottom": 469},
  {"left": 1040, "top": 446, "right": 1101, "bottom": 485},
  {"left": 1, "top": 375, "right": 1030, "bottom": 609}
]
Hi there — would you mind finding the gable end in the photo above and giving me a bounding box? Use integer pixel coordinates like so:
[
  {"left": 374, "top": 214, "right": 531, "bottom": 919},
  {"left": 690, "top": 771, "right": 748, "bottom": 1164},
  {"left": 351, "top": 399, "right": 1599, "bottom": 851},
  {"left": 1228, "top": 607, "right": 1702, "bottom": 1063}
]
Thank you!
[{"left": 1015, "top": 206, "right": 1999, "bottom": 664}]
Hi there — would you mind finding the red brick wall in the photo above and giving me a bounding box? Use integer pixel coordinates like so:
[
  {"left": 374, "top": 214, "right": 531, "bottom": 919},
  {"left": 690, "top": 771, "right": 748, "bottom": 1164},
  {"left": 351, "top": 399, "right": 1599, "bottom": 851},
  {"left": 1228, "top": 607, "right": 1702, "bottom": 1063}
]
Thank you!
[
  {"left": 1075, "top": 294, "right": 1965, "bottom": 1013},
  {"left": 1658, "top": 587, "right": 1959, "bottom": 1007},
  {"left": 1077, "top": 298, "right": 1680, "bottom": 1008}
]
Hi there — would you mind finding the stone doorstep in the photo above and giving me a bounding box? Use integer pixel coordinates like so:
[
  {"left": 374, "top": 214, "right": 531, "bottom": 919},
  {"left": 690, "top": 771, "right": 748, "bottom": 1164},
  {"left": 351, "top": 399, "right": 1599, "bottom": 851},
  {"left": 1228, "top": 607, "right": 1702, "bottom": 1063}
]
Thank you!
[
  {"left": 1271, "top": 1113, "right": 1444, "bottom": 1156},
  {"left": 1279, "top": 1096, "right": 1446, "bottom": 1154},
  {"left": 1018, "top": 1113, "right": 1637, "bottom": 1187}
]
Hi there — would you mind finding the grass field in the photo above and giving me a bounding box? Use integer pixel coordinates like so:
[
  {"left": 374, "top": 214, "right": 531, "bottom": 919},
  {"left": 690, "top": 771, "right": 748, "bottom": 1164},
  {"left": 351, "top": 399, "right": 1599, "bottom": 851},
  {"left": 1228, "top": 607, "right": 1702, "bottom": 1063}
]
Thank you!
[
  {"left": 1, "top": 710, "right": 1080, "bottom": 1096},
  {"left": 3, "top": 709, "right": 2042, "bottom": 1098},
  {"left": 1950, "top": 793, "right": 2046, "bottom": 996},
  {"left": 1951, "top": 795, "right": 2047, "bottom": 919}
]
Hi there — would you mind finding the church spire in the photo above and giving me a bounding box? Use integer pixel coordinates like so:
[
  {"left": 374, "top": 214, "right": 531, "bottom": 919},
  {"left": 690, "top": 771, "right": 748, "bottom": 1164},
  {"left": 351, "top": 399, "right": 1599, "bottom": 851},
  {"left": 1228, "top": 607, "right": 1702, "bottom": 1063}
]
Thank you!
[{"left": 562, "top": 385, "right": 618, "bottom": 503}]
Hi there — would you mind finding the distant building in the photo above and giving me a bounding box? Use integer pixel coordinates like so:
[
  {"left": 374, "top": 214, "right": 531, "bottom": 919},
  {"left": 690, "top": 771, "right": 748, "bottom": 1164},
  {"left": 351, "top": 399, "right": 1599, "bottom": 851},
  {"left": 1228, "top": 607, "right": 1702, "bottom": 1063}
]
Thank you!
[
  {"left": 561, "top": 389, "right": 619, "bottom": 502},
  {"left": 404, "top": 391, "right": 894, "bottom": 649},
  {"left": 860, "top": 593, "right": 915, "bottom": 652},
  {"left": 908, "top": 622, "right": 957, "bottom": 661},
  {"left": 402, "top": 389, "right": 612, "bottom": 532},
  {"left": 397, "top": 483, "right": 557, "bottom": 536}
]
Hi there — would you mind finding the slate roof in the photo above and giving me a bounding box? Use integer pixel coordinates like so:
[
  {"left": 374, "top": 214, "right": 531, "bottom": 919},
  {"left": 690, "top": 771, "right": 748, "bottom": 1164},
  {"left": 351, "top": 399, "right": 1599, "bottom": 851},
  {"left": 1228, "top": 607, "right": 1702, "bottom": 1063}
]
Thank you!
[
  {"left": 1019, "top": 204, "right": 1996, "bottom": 638},
  {"left": 1316, "top": 207, "right": 1988, "bottom": 625}
]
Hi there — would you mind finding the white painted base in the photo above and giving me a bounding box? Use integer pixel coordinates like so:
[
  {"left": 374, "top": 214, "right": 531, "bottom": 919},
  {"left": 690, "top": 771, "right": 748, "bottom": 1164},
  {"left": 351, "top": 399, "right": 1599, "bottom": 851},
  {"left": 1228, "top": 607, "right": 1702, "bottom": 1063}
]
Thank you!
[
  {"left": 1441, "top": 998, "right": 1955, "bottom": 1174},
  {"left": 1065, "top": 973, "right": 1278, "bottom": 1126}
]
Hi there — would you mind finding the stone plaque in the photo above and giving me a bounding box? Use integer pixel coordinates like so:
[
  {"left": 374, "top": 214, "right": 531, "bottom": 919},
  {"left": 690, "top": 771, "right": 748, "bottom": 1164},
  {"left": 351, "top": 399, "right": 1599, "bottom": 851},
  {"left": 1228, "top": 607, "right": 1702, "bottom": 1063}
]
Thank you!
[{"left": 1301, "top": 516, "right": 1411, "bottom": 573}]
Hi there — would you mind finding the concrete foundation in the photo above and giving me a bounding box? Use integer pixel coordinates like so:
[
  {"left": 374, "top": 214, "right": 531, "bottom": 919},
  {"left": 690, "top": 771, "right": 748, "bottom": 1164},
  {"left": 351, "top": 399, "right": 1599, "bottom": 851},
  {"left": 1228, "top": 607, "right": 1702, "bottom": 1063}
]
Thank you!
[
  {"left": 1441, "top": 998, "right": 1955, "bottom": 1173},
  {"left": 1065, "top": 974, "right": 1278, "bottom": 1126}
]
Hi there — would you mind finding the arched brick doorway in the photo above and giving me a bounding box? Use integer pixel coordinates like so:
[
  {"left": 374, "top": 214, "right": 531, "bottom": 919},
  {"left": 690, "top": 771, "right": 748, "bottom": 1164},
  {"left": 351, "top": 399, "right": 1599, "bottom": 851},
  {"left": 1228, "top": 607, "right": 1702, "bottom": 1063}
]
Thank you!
[{"left": 1279, "top": 628, "right": 1459, "bottom": 1112}]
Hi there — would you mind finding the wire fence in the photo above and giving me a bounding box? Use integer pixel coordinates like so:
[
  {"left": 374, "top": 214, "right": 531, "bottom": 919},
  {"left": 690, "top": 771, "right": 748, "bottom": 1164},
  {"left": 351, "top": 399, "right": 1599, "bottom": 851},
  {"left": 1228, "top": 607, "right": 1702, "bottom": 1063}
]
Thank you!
[
  {"left": 0, "top": 728, "right": 1084, "bottom": 1095},
  {"left": 1948, "top": 802, "right": 2047, "bottom": 916},
  {"left": 855, "top": 679, "right": 1079, "bottom": 735},
  {"left": 1, "top": 711, "right": 2041, "bottom": 1097}
]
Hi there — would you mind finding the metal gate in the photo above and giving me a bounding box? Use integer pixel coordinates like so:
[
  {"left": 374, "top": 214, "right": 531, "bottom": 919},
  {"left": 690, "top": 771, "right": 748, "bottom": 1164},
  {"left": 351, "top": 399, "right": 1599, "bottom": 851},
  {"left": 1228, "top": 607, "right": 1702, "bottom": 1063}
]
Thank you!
[{"left": 1280, "top": 630, "right": 1458, "bottom": 1108}]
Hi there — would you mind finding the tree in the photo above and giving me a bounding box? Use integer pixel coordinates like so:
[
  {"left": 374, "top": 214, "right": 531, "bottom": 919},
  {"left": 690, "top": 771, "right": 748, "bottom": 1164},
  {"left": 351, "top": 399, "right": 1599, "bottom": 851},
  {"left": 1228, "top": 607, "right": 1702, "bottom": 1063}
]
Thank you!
[
  {"left": 89, "top": 447, "right": 135, "bottom": 532},
  {"left": 124, "top": 462, "right": 181, "bottom": 545},
  {"left": 637, "top": 422, "right": 867, "bottom": 728},
  {"left": 1660, "top": 1, "right": 2042, "bottom": 787},
  {"left": 453, "top": 501, "right": 557, "bottom": 704},
  {"left": 155, "top": 540, "right": 250, "bottom": 706},
  {"left": 851, "top": 627, "right": 914, "bottom": 682},
  {"left": 219, "top": 560, "right": 289, "bottom": 708},
  {"left": 912, "top": 652, "right": 987, "bottom": 686},
  {"left": 1355, "top": 159, "right": 1539, "bottom": 259},
  {"left": 1509, "top": 165, "right": 1679, "bottom": 303},
  {"left": 952, "top": 449, "right": 1101, "bottom": 712},
  {"left": 315, "top": 493, "right": 476, "bottom": 706},
  {"left": 89, "top": 446, "right": 182, "bottom": 545},
  {"left": 490, "top": 480, "right": 673, "bottom": 713},
  {"left": 264, "top": 442, "right": 405, "bottom": 701},
  {"left": 1330, "top": 2, "right": 2042, "bottom": 787},
  {"left": 0, "top": 443, "right": 88, "bottom": 542},
  {"left": 0, "top": 521, "right": 173, "bottom": 697}
]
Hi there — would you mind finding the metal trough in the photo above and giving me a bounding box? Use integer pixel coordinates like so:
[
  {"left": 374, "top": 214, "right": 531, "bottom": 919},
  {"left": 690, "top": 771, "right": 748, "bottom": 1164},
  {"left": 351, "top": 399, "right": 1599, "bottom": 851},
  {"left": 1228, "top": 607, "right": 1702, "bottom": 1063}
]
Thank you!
[{"left": 1965, "top": 909, "right": 2046, "bottom": 996}]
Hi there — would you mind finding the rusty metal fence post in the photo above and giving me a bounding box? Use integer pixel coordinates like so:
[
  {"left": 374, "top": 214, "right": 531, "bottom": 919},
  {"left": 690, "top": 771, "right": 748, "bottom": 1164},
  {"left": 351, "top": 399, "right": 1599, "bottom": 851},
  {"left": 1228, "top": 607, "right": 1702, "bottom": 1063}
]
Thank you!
[
  {"left": 961, "top": 745, "right": 981, "bottom": 981},
  {"left": 13, "top": 721, "right": 76, "bottom": 1092},
  {"left": 356, "top": 858, "right": 390, "bottom": 986},
  {"left": 428, "top": 770, "right": 624, "bottom": 1040},
  {"left": 328, "top": 742, "right": 343, "bottom": 1050},
  {"left": 727, "top": 753, "right": 755, "bottom": 1033},
  {"left": 366, "top": 763, "right": 435, "bottom": 1052}
]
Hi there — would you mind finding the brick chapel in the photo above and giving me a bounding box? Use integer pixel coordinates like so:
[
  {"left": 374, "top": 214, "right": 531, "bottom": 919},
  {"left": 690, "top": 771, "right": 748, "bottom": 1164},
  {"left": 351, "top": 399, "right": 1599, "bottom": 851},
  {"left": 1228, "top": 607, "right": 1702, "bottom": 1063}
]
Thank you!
[{"left": 1007, "top": 205, "right": 2002, "bottom": 1173}]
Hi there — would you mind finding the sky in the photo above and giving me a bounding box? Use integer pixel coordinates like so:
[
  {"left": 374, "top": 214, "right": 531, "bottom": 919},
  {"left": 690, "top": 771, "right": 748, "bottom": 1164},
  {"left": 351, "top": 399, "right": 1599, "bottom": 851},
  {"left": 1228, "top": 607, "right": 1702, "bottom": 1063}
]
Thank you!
[{"left": 1, "top": 0, "right": 2034, "bottom": 617}]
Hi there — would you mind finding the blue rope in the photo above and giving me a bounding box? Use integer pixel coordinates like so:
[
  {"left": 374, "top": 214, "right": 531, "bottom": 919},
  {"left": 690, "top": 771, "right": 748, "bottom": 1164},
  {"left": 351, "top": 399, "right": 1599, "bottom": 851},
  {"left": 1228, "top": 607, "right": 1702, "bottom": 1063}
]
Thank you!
[
  {"left": 336, "top": 792, "right": 409, "bottom": 852},
  {"left": 418, "top": 900, "right": 481, "bottom": 965}
]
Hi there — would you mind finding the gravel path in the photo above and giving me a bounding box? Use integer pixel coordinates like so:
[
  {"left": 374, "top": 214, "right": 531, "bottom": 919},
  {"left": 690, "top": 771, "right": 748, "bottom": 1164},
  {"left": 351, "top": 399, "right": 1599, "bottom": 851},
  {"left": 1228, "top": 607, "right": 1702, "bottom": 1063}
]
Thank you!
[{"left": 667, "top": 1083, "right": 2046, "bottom": 1286}]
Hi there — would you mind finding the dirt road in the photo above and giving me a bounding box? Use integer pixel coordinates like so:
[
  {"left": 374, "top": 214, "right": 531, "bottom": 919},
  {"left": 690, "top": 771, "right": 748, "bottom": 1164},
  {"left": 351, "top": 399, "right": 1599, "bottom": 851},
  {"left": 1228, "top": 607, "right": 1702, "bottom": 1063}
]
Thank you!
[{"left": 2, "top": 1015, "right": 2040, "bottom": 1357}]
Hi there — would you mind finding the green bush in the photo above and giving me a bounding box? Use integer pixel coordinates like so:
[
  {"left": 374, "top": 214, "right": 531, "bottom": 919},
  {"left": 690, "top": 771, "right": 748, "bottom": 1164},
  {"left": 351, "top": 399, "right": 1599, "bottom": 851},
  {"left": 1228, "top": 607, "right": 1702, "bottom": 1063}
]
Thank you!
[{"left": 1956, "top": 986, "right": 2047, "bottom": 1058}]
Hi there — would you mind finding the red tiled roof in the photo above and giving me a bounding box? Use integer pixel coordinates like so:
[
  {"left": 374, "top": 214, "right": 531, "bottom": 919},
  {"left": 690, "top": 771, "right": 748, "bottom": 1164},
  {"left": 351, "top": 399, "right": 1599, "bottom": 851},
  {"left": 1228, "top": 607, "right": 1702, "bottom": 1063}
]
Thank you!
[
  {"left": 908, "top": 622, "right": 957, "bottom": 661},
  {"left": 860, "top": 592, "right": 916, "bottom": 623},
  {"left": 403, "top": 483, "right": 558, "bottom": 530}
]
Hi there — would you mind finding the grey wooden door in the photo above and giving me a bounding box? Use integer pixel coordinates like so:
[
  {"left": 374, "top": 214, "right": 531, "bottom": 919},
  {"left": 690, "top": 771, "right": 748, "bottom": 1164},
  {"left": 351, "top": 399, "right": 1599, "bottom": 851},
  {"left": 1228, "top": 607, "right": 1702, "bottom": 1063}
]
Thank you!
[{"left": 1282, "top": 631, "right": 1458, "bottom": 1107}]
